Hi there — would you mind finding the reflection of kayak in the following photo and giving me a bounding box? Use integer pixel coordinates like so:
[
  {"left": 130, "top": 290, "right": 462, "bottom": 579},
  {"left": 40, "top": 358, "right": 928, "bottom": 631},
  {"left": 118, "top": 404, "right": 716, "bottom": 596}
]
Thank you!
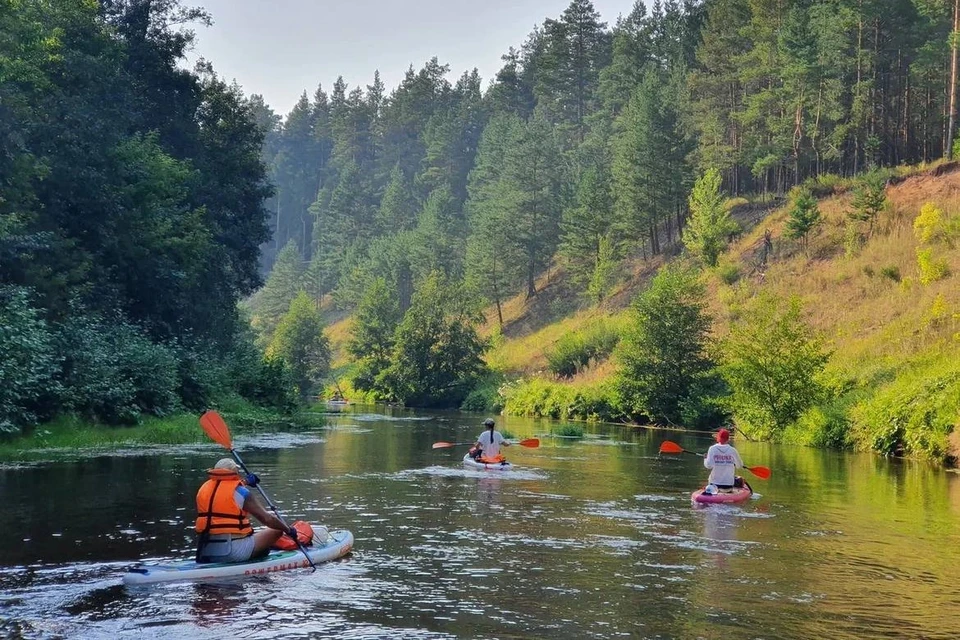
[
  {"left": 462, "top": 452, "right": 512, "bottom": 471},
  {"left": 122, "top": 529, "right": 354, "bottom": 585},
  {"left": 691, "top": 487, "right": 752, "bottom": 505}
]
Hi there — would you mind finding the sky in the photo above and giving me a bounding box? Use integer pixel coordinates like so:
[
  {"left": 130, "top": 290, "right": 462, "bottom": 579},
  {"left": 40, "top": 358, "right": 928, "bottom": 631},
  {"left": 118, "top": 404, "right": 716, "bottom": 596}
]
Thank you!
[{"left": 185, "top": 0, "right": 639, "bottom": 117}]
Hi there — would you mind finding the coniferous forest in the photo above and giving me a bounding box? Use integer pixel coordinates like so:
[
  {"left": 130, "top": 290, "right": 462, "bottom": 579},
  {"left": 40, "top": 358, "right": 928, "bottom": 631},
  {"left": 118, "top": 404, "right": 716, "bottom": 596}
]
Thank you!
[{"left": 5, "top": 0, "right": 960, "bottom": 460}]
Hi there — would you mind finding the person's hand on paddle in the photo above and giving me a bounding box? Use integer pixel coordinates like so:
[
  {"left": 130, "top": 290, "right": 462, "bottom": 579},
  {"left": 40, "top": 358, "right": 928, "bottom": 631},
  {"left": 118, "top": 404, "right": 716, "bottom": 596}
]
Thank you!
[
  {"left": 244, "top": 473, "right": 260, "bottom": 487},
  {"left": 286, "top": 526, "right": 299, "bottom": 541}
]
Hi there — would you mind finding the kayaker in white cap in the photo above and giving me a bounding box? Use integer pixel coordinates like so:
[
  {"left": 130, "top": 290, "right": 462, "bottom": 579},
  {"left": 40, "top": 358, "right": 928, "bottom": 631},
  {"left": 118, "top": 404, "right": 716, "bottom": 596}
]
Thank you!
[
  {"left": 470, "top": 418, "right": 510, "bottom": 463},
  {"left": 703, "top": 428, "right": 745, "bottom": 494},
  {"left": 194, "top": 458, "right": 298, "bottom": 563}
]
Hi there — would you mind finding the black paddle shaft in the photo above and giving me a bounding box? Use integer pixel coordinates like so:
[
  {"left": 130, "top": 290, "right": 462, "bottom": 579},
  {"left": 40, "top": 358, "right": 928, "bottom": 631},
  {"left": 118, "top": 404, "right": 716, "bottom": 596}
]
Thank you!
[{"left": 229, "top": 449, "right": 317, "bottom": 571}]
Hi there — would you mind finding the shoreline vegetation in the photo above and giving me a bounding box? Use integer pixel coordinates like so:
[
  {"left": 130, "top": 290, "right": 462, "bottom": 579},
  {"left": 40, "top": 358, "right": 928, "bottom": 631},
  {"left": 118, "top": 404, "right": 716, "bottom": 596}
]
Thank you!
[{"left": 0, "top": 399, "right": 326, "bottom": 462}]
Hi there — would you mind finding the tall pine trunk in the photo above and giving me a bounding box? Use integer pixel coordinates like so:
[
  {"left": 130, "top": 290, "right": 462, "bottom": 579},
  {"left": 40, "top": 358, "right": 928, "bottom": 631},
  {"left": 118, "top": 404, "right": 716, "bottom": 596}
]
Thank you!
[{"left": 948, "top": 0, "right": 960, "bottom": 159}]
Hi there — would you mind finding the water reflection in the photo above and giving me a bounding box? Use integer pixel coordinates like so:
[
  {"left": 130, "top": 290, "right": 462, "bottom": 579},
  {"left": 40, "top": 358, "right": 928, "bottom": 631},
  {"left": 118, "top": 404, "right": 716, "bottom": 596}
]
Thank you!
[{"left": 190, "top": 583, "right": 245, "bottom": 625}]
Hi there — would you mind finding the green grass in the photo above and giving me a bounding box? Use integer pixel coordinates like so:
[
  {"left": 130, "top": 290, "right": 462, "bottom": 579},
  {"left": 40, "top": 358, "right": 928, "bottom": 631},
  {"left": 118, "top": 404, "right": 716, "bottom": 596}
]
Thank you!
[
  {"left": 0, "top": 398, "right": 323, "bottom": 461},
  {"left": 554, "top": 424, "right": 585, "bottom": 438},
  {"left": 0, "top": 413, "right": 206, "bottom": 459}
]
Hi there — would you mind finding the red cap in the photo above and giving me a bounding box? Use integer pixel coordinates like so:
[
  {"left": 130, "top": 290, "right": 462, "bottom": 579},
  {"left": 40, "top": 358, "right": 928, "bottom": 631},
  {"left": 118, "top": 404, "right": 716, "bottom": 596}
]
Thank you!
[{"left": 716, "top": 428, "right": 730, "bottom": 444}]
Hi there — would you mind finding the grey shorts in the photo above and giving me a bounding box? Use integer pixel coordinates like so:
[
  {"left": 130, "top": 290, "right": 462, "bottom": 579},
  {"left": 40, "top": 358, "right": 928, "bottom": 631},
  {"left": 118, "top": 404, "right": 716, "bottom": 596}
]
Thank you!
[{"left": 198, "top": 534, "right": 255, "bottom": 563}]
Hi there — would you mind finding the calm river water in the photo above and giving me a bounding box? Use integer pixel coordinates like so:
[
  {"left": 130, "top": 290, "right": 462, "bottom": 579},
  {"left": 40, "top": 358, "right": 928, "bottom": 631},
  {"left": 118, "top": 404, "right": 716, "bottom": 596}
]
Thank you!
[{"left": 1, "top": 408, "right": 959, "bottom": 639}]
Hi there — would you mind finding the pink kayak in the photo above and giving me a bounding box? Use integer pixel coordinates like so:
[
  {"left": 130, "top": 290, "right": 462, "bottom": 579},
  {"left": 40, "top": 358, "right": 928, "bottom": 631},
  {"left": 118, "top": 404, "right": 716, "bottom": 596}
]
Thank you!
[{"left": 691, "top": 486, "right": 752, "bottom": 505}]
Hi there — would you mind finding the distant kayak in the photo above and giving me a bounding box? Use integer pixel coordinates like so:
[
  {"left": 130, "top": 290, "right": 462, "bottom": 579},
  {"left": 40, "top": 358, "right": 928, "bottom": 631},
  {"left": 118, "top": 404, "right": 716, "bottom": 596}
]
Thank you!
[
  {"left": 462, "top": 452, "right": 512, "bottom": 471},
  {"left": 691, "top": 486, "right": 752, "bottom": 505},
  {"left": 123, "top": 529, "right": 354, "bottom": 585}
]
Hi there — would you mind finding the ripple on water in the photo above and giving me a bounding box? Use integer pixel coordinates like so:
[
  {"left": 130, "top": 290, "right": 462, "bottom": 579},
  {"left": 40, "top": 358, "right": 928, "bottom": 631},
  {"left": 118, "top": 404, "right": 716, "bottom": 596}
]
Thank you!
[
  {"left": 232, "top": 432, "right": 325, "bottom": 449},
  {"left": 351, "top": 414, "right": 433, "bottom": 422}
]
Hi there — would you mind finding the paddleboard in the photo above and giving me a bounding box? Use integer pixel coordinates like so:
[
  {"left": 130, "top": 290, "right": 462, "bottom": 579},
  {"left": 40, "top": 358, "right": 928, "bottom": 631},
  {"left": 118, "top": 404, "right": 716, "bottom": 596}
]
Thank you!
[
  {"left": 691, "top": 487, "right": 752, "bottom": 505},
  {"left": 462, "top": 452, "right": 512, "bottom": 471},
  {"left": 123, "top": 529, "right": 353, "bottom": 585}
]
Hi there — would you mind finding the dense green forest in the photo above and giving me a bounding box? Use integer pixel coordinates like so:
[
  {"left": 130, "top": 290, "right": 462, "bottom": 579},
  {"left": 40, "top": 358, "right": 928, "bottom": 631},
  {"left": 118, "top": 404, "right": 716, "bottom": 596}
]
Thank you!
[{"left": 0, "top": 0, "right": 295, "bottom": 434}]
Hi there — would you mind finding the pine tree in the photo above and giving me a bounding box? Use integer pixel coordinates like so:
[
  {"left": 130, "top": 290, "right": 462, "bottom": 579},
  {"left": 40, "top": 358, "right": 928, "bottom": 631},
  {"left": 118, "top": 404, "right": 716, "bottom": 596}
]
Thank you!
[
  {"left": 348, "top": 277, "right": 402, "bottom": 394},
  {"left": 561, "top": 160, "right": 618, "bottom": 291},
  {"left": 612, "top": 72, "right": 677, "bottom": 257},
  {"left": 256, "top": 240, "right": 304, "bottom": 338},
  {"left": 377, "top": 164, "right": 419, "bottom": 233},
  {"left": 785, "top": 188, "right": 821, "bottom": 252},
  {"left": 503, "top": 114, "right": 564, "bottom": 298},
  {"left": 411, "top": 184, "right": 467, "bottom": 282},
  {"left": 535, "top": 0, "right": 611, "bottom": 142},
  {"left": 683, "top": 168, "right": 738, "bottom": 267}
]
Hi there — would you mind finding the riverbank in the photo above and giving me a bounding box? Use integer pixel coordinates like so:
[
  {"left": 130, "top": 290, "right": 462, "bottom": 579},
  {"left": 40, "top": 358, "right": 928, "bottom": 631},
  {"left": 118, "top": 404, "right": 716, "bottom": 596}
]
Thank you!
[{"left": 0, "top": 401, "right": 325, "bottom": 461}]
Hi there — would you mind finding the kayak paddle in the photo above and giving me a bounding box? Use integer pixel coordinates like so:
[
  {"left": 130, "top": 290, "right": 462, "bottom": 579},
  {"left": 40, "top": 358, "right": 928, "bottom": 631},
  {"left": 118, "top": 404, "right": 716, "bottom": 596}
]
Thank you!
[
  {"left": 199, "top": 410, "right": 317, "bottom": 570},
  {"left": 658, "top": 440, "right": 771, "bottom": 480},
  {"left": 431, "top": 438, "right": 540, "bottom": 449}
]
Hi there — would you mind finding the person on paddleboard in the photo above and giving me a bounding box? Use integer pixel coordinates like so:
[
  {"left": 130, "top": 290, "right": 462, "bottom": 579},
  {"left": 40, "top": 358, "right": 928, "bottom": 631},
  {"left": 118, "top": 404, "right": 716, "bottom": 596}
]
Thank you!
[
  {"left": 470, "top": 418, "right": 509, "bottom": 462},
  {"left": 703, "top": 428, "right": 746, "bottom": 494},
  {"left": 195, "top": 458, "right": 298, "bottom": 563}
]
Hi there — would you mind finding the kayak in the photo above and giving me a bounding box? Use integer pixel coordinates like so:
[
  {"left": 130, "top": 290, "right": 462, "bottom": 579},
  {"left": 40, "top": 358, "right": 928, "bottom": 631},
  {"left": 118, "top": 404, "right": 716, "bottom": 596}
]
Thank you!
[
  {"left": 122, "top": 528, "right": 354, "bottom": 585},
  {"left": 462, "top": 452, "right": 512, "bottom": 471},
  {"left": 691, "top": 486, "right": 752, "bottom": 505}
]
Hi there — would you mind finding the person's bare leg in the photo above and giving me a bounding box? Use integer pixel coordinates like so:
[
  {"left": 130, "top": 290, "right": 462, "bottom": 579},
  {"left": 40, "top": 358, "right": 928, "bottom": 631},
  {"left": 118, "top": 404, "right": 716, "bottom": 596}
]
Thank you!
[{"left": 252, "top": 529, "right": 284, "bottom": 558}]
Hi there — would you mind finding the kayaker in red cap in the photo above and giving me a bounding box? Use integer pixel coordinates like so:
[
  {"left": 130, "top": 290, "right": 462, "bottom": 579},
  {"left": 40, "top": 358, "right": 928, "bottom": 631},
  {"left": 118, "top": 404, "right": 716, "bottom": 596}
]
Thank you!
[{"left": 703, "top": 428, "right": 745, "bottom": 494}]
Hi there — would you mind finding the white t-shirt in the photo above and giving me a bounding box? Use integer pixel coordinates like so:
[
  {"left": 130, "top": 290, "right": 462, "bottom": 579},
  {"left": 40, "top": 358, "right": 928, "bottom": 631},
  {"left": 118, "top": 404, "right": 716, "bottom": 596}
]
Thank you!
[
  {"left": 477, "top": 430, "right": 506, "bottom": 458},
  {"left": 703, "top": 443, "right": 743, "bottom": 486}
]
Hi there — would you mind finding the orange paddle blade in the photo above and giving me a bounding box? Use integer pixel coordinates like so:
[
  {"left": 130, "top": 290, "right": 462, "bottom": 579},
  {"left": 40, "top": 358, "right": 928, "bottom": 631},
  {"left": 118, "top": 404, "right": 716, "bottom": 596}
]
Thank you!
[
  {"left": 659, "top": 441, "right": 684, "bottom": 454},
  {"left": 431, "top": 441, "right": 458, "bottom": 449},
  {"left": 518, "top": 438, "right": 539, "bottom": 448},
  {"left": 747, "top": 465, "right": 771, "bottom": 480},
  {"left": 200, "top": 411, "right": 232, "bottom": 449}
]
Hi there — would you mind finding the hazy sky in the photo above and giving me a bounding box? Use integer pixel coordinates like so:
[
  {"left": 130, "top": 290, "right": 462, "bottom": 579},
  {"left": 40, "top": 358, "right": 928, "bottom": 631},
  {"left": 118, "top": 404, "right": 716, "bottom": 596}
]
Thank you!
[{"left": 186, "top": 0, "right": 638, "bottom": 117}]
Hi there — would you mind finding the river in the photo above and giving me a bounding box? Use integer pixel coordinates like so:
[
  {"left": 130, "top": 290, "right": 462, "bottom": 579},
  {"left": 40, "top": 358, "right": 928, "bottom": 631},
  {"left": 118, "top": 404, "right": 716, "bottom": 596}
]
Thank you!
[{"left": 0, "top": 407, "right": 958, "bottom": 639}]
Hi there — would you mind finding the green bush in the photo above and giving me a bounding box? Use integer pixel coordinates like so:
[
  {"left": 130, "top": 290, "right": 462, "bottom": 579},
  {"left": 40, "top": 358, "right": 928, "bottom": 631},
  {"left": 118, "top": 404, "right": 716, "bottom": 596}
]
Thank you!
[
  {"left": 569, "top": 380, "right": 622, "bottom": 422},
  {"left": 461, "top": 374, "right": 505, "bottom": 413},
  {"left": 228, "top": 322, "right": 297, "bottom": 412},
  {"left": 554, "top": 423, "right": 585, "bottom": 438},
  {"left": 789, "top": 402, "right": 851, "bottom": 449},
  {"left": 715, "top": 261, "right": 741, "bottom": 285},
  {"left": 879, "top": 265, "right": 901, "bottom": 282},
  {"left": 546, "top": 322, "right": 620, "bottom": 379},
  {"left": 503, "top": 378, "right": 577, "bottom": 419},
  {"left": 0, "top": 288, "right": 60, "bottom": 435},
  {"left": 848, "top": 356, "right": 960, "bottom": 461},
  {"left": 56, "top": 314, "right": 180, "bottom": 424},
  {"left": 916, "top": 248, "right": 949, "bottom": 285},
  {"left": 503, "top": 378, "right": 622, "bottom": 422}
]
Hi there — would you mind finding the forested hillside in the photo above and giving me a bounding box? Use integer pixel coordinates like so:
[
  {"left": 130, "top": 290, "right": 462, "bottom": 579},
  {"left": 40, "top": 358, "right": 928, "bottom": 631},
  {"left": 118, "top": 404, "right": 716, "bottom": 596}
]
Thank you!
[
  {"left": 256, "top": 0, "right": 959, "bottom": 284},
  {"left": 250, "top": 0, "right": 960, "bottom": 461}
]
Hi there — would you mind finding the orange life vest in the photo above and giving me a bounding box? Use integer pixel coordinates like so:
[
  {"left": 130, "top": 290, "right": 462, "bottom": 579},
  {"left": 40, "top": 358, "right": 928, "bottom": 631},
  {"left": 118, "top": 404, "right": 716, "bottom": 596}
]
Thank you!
[{"left": 195, "top": 468, "right": 253, "bottom": 537}]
